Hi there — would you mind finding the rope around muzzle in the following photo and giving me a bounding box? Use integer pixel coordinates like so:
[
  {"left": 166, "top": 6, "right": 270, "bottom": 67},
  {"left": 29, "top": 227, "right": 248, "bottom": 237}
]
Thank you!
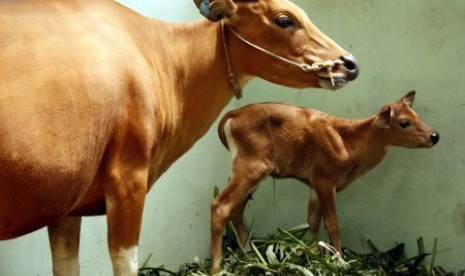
[{"left": 220, "top": 21, "right": 344, "bottom": 99}]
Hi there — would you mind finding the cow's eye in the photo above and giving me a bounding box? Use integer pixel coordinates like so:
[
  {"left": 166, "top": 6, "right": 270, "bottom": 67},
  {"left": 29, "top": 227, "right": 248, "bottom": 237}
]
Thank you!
[
  {"left": 399, "top": 121, "right": 411, "bottom": 129},
  {"left": 275, "top": 15, "right": 295, "bottom": 28}
]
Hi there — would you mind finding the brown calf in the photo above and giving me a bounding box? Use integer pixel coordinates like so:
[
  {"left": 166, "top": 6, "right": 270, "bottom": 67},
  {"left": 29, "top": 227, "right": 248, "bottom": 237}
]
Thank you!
[{"left": 212, "top": 91, "right": 439, "bottom": 272}]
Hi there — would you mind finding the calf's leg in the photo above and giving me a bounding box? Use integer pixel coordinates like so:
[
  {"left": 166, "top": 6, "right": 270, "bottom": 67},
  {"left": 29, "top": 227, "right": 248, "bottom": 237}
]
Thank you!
[
  {"left": 307, "top": 191, "right": 321, "bottom": 239},
  {"left": 230, "top": 192, "right": 255, "bottom": 250},
  {"left": 313, "top": 180, "right": 341, "bottom": 252},
  {"left": 211, "top": 162, "right": 269, "bottom": 274}
]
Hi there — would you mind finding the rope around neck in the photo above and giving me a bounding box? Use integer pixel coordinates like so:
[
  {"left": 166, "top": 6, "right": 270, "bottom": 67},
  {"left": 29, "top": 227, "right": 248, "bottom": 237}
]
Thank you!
[
  {"left": 221, "top": 22, "right": 344, "bottom": 99},
  {"left": 221, "top": 22, "right": 243, "bottom": 99}
]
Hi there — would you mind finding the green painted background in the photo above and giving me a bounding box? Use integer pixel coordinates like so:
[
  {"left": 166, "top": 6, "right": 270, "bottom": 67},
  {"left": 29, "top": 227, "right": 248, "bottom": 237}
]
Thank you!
[{"left": 1, "top": 0, "right": 464, "bottom": 275}]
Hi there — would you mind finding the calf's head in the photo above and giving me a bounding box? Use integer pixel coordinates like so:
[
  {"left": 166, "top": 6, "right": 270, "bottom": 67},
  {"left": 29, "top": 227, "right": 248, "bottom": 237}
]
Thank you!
[
  {"left": 193, "top": 0, "right": 359, "bottom": 90},
  {"left": 374, "top": 91, "right": 440, "bottom": 148}
]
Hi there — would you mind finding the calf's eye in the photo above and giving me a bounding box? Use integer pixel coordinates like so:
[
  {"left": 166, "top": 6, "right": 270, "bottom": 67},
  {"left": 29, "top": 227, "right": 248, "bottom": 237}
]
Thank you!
[{"left": 399, "top": 121, "right": 411, "bottom": 129}]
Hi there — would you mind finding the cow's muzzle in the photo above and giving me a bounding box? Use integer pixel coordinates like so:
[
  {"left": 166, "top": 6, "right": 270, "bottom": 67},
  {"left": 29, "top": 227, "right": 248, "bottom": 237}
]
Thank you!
[
  {"left": 316, "top": 53, "right": 359, "bottom": 90},
  {"left": 340, "top": 53, "right": 359, "bottom": 81}
]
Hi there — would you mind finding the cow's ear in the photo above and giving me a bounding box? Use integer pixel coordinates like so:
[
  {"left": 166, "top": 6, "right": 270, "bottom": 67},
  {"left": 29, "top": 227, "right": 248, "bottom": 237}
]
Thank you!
[{"left": 193, "top": 0, "right": 238, "bottom": 22}]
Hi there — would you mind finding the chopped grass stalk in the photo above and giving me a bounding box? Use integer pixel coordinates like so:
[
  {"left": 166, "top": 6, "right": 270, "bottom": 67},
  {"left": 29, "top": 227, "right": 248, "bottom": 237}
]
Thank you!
[{"left": 139, "top": 224, "right": 463, "bottom": 276}]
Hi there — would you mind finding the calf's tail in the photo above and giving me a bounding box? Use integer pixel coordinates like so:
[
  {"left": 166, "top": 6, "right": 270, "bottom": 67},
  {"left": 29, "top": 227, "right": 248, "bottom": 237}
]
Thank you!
[{"left": 217, "top": 112, "right": 234, "bottom": 150}]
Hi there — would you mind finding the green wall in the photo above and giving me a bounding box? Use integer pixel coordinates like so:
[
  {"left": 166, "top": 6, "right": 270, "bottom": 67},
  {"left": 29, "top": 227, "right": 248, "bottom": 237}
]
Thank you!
[
  {"left": 1, "top": 0, "right": 464, "bottom": 275},
  {"left": 240, "top": 0, "right": 465, "bottom": 272}
]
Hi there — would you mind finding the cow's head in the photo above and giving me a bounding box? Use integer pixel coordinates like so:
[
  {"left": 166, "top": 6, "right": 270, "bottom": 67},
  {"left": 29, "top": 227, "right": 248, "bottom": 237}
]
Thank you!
[{"left": 193, "top": 0, "right": 359, "bottom": 90}]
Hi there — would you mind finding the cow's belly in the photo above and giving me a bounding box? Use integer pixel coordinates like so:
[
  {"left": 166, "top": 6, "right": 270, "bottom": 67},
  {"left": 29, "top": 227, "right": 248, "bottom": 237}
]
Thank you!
[
  {"left": 0, "top": 1, "right": 159, "bottom": 238},
  {"left": 66, "top": 179, "right": 107, "bottom": 217},
  {"left": 0, "top": 75, "right": 120, "bottom": 239},
  {"left": 0, "top": 166, "right": 94, "bottom": 239}
]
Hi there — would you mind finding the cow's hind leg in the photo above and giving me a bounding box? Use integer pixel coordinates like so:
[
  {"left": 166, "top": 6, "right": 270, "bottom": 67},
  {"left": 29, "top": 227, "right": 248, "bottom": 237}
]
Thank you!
[{"left": 48, "top": 216, "right": 82, "bottom": 276}]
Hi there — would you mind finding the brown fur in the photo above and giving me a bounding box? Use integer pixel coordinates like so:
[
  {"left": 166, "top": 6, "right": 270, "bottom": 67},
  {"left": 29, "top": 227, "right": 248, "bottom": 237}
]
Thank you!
[
  {"left": 212, "top": 91, "right": 439, "bottom": 273},
  {"left": 0, "top": 0, "right": 357, "bottom": 274}
]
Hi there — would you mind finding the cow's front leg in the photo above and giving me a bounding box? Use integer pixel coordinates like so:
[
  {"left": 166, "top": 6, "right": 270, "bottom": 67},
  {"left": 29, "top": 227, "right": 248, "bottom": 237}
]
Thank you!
[
  {"left": 48, "top": 216, "right": 82, "bottom": 276},
  {"left": 104, "top": 168, "right": 148, "bottom": 276}
]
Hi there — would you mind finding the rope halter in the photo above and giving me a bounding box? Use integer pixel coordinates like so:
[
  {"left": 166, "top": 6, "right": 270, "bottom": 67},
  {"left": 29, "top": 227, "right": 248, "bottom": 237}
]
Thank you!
[{"left": 220, "top": 21, "right": 344, "bottom": 99}]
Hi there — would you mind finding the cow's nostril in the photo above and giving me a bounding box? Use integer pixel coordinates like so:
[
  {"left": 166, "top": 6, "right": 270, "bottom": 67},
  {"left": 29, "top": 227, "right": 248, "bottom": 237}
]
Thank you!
[
  {"left": 430, "top": 132, "right": 440, "bottom": 145},
  {"left": 340, "top": 53, "right": 359, "bottom": 81}
]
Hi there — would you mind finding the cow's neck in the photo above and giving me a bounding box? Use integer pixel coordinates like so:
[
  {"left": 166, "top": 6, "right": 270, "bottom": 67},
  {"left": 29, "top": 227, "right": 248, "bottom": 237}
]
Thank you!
[
  {"left": 145, "top": 19, "right": 251, "bottom": 179},
  {"left": 167, "top": 20, "right": 240, "bottom": 134}
]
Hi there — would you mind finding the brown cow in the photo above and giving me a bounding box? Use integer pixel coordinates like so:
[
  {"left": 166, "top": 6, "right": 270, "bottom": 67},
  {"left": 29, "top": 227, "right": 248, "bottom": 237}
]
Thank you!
[
  {"left": 213, "top": 91, "right": 439, "bottom": 272},
  {"left": 0, "top": 0, "right": 358, "bottom": 275}
]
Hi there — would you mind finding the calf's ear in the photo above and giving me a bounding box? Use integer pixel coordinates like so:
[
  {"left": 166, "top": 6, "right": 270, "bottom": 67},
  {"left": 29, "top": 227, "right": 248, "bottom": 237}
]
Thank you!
[
  {"left": 374, "top": 106, "right": 393, "bottom": 129},
  {"left": 193, "top": 0, "right": 238, "bottom": 22},
  {"left": 401, "top": 90, "right": 416, "bottom": 107}
]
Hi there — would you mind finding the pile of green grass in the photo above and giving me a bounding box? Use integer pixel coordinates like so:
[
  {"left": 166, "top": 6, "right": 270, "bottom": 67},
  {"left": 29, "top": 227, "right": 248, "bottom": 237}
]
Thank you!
[{"left": 139, "top": 224, "right": 463, "bottom": 276}]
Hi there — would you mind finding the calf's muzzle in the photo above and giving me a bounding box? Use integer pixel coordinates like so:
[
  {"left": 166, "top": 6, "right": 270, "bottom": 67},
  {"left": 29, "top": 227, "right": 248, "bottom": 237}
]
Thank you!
[{"left": 430, "top": 132, "right": 440, "bottom": 145}]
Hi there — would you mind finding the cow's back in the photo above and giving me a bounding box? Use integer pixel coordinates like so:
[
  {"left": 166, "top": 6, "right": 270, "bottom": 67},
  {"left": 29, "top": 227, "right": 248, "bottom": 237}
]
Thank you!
[{"left": 0, "top": 0, "right": 154, "bottom": 238}]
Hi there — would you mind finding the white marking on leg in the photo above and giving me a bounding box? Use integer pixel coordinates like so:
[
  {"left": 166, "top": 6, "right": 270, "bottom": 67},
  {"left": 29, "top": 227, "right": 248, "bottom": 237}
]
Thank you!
[
  {"left": 128, "top": 246, "right": 138, "bottom": 274},
  {"left": 111, "top": 245, "right": 139, "bottom": 276}
]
